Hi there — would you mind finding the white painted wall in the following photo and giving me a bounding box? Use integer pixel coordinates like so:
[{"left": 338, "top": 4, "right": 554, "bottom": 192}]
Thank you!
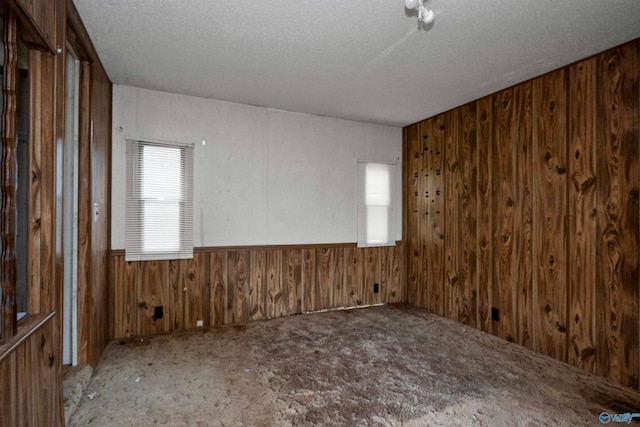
[{"left": 112, "top": 85, "right": 402, "bottom": 249}]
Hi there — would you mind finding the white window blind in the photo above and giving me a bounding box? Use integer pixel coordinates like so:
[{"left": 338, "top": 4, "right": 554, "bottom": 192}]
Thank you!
[
  {"left": 125, "top": 139, "right": 194, "bottom": 261},
  {"left": 357, "top": 161, "right": 395, "bottom": 247}
]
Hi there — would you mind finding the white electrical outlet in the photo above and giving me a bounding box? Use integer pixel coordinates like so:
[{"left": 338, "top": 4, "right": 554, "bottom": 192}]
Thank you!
[{"left": 196, "top": 320, "right": 204, "bottom": 328}]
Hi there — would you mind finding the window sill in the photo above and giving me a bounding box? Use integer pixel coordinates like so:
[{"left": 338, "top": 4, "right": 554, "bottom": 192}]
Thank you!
[{"left": 0, "top": 311, "right": 56, "bottom": 363}]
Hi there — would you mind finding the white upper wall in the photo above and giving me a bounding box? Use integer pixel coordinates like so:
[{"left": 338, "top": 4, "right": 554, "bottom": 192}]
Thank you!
[{"left": 111, "top": 85, "right": 402, "bottom": 249}]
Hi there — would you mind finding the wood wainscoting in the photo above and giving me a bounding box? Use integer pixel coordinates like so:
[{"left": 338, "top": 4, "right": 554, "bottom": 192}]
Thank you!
[
  {"left": 0, "top": 313, "right": 61, "bottom": 426},
  {"left": 404, "top": 40, "right": 639, "bottom": 389},
  {"left": 111, "top": 243, "right": 405, "bottom": 339}
]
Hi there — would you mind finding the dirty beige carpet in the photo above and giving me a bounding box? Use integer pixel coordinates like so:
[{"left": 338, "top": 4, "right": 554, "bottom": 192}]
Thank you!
[{"left": 69, "top": 305, "right": 640, "bottom": 426}]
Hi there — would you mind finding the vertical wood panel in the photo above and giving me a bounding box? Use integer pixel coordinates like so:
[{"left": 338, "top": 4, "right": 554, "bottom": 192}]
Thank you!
[
  {"left": 458, "top": 103, "right": 478, "bottom": 327},
  {"left": 282, "top": 249, "right": 303, "bottom": 314},
  {"left": 363, "top": 247, "right": 381, "bottom": 306},
  {"left": 402, "top": 39, "right": 640, "bottom": 390},
  {"left": 391, "top": 243, "right": 405, "bottom": 303},
  {"left": 429, "top": 115, "right": 445, "bottom": 316},
  {"left": 27, "top": 50, "right": 42, "bottom": 314},
  {"left": 477, "top": 97, "right": 493, "bottom": 332},
  {"left": 137, "top": 261, "right": 169, "bottom": 335},
  {"left": 87, "top": 61, "right": 112, "bottom": 365},
  {"left": 419, "top": 119, "right": 431, "bottom": 310},
  {"left": 227, "top": 251, "right": 250, "bottom": 324},
  {"left": 568, "top": 58, "right": 597, "bottom": 372},
  {"left": 303, "top": 248, "right": 315, "bottom": 312},
  {"left": 0, "top": 351, "right": 17, "bottom": 426},
  {"left": 444, "top": 110, "right": 459, "bottom": 320},
  {"left": 515, "top": 81, "right": 534, "bottom": 349},
  {"left": 334, "top": 247, "right": 345, "bottom": 308},
  {"left": 266, "top": 250, "right": 283, "bottom": 318},
  {"left": 533, "top": 69, "right": 569, "bottom": 361},
  {"left": 210, "top": 252, "right": 228, "bottom": 328},
  {"left": 284, "top": 249, "right": 303, "bottom": 314},
  {"left": 405, "top": 124, "right": 422, "bottom": 306},
  {"left": 315, "top": 248, "right": 334, "bottom": 309},
  {"left": 113, "top": 256, "right": 137, "bottom": 338},
  {"left": 0, "top": 315, "right": 61, "bottom": 426},
  {"left": 185, "top": 254, "right": 210, "bottom": 329},
  {"left": 596, "top": 43, "right": 640, "bottom": 388},
  {"left": 345, "top": 246, "right": 363, "bottom": 306},
  {"left": 492, "top": 88, "right": 517, "bottom": 342},
  {"left": 249, "top": 250, "right": 266, "bottom": 321},
  {"left": 167, "top": 259, "right": 185, "bottom": 331},
  {"left": 381, "top": 245, "right": 392, "bottom": 303}
]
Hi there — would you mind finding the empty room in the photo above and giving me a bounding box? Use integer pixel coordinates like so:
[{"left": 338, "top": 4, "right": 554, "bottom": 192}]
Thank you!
[{"left": 1, "top": 0, "right": 640, "bottom": 426}]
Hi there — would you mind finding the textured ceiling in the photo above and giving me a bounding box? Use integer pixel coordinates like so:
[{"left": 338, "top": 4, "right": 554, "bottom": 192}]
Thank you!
[{"left": 73, "top": 0, "right": 640, "bottom": 127}]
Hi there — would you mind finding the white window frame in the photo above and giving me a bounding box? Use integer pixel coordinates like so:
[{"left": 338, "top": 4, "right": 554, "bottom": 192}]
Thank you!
[
  {"left": 125, "top": 138, "right": 194, "bottom": 261},
  {"left": 357, "top": 160, "right": 396, "bottom": 248}
]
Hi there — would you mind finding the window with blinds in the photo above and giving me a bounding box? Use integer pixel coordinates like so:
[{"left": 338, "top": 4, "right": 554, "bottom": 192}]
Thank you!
[
  {"left": 125, "top": 139, "right": 194, "bottom": 261},
  {"left": 357, "top": 161, "right": 395, "bottom": 247}
]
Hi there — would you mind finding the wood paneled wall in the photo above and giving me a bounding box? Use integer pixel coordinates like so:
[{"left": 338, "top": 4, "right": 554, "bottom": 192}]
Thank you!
[
  {"left": 111, "top": 243, "right": 404, "bottom": 338},
  {"left": 0, "top": 314, "right": 60, "bottom": 426},
  {"left": 403, "top": 40, "right": 640, "bottom": 389},
  {"left": 1, "top": 0, "right": 112, "bottom": 425},
  {"left": 69, "top": 0, "right": 113, "bottom": 367}
]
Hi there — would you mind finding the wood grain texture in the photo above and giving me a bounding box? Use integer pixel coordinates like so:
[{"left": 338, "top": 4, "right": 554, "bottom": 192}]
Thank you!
[
  {"left": 137, "top": 261, "right": 169, "bottom": 335},
  {"left": 303, "top": 248, "right": 315, "bottom": 312},
  {"left": 27, "top": 50, "right": 42, "bottom": 315},
  {"left": 492, "top": 88, "right": 517, "bottom": 342},
  {"left": 210, "top": 252, "right": 228, "bottom": 328},
  {"left": 88, "top": 60, "right": 112, "bottom": 366},
  {"left": 283, "top": 249, "right": 302, "bottom": 314},
  {"left": 76, "top": 60, "right": 92, "bottom": 362},
  {"left": 249, "top": 250, "right": 266, "bottom": 321},
  {"left": 533, "top": 68, "right": 569, "bottom": 361},
  {"left": 444, "top": 109, "right": 459, "bottom": 321},
  {"left": 405, "top": 124, "right": 422, "bottom": 307},
  {"left": 345, "top": 246, "right": 363, "bottom": 306},
  {"left": 266, "top": 250, "right": 283, "bottom": 318},
  {"left": 1, "top": 9, "right": 18, "bottom": 340},
  {"left": 10, "top": 0, "right": 56, "bottom": 51},
  {"left": 315, "top": 248, "right": 334, "bottom": 309},
  {"left": 595, "top": 43, "right": 640, "bottom": 388},
  {"left": 476, "top": 96, "right": 493, "bottom": 333},
  {"left": 227, "top": 251, "right": 250, "bottom": 324},
  {"left": 0, "top": 314, "right": 62, "bottom": 426},
  {"left": 429, "top": 115, "right": 445, "bottom": 316},
  {"left": 334, "top": 247, "right": 345, "bottom": 308},
  {"left": 568, "top": 58, "right": 597, "bottom": 372},
  {"left": 418, "top": 119, "right": 430, "bottom": 310},
  {"left": 111, "top": 243, "right": 401, "bottom": 338},
  {"left": 457, "top": 102, "right": 478, "bottom": 327},
  {"left": 112, "top": 257, "right": 137, "bottom": 338},
  {"left": 167, "top": 260, "right": 185, "bottom": 331},
  {"left": 515, "top": 82, "right": 534, "bottom": 349},
  {"left": 403, "top": 38, "right": 640, "bottom": 390}
]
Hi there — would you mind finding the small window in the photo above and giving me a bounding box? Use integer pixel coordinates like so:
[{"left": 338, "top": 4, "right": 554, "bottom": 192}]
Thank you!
[
  {"left": 357, "top": 161, "right": 395, "bottom": 247},
  {"left": 125, "top": 139, "right": 194, "bottom": 261}
]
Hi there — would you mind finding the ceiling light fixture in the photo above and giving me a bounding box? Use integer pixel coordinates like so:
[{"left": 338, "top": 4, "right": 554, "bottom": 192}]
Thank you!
[{"left": 405, "top": 0, "right": 435, "bottom": 24}]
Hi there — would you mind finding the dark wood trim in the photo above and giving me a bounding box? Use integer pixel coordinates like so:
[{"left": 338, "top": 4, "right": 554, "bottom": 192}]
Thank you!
[
  {"left": 1, "top": 8, "right": 18, "bottom": 341},
  {"left": 110, "top": 241, "right": 404, "bottom": 257},
  {"left": 3, "top": 0, "right": 55, "bottom": 52},
  {"left": 0, "top": 311, "right": 55, "bottom": 362}
]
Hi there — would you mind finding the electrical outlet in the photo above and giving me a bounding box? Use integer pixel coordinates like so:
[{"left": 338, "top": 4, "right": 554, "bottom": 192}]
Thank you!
[{"left": 196, "top": 320, "right": 204, "bottom": 328}]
